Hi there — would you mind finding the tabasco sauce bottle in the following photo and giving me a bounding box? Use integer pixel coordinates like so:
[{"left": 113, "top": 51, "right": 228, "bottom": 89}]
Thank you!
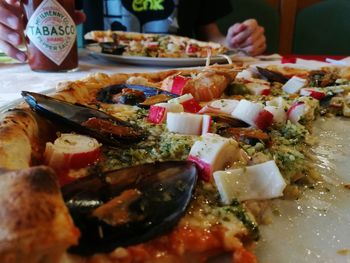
[{"left": 22, "top": 0, "right": 78, "bottom": 72}]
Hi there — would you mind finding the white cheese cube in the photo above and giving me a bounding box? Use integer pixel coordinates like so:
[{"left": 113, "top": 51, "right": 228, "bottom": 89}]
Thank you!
[
  {"left": 209, "top": 99, "right": 239, "bottom": 115},
  {"left": 166, "top": 112, "right": 203, "bottom": 135},
  {"left": 231, "top": 99, "right": 263, "bottom": 126},
  {"left": 154, "top": 103, "right": 184, "bottom": 113},
  {"left": 236, "top": 69, "right": 255, "bottom": 80},
  {"left": 244, "top": 79, "right": 271, "bottom": 95},
  {"left": 282, "top": 76, "right": 307, "bottom": 94},
  {"left": 214, "top": 160, "right": 286, "bottom": 203},
  {"left": 168, "top": 93, "right": 193, "bottom": 104},
  {"left": 188, "top": 133, "right": 240, "bottom": 180},
  {"left": 266, "top": 96, "right": 288, "bottom": 109},
  {"left": 264, "top": 105, "right": 287, "bottom": 125}
]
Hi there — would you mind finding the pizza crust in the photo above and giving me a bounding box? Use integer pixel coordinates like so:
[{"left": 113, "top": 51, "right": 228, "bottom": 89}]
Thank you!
[{"left": 0, "top": 166, "right": 79, "bottom": 263}]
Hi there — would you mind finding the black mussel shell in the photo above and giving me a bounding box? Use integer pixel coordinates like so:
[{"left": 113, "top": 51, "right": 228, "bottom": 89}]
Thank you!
[
  {"left": 96, "top": 84, "right": 178, "bottom": 107},
  {"left": 62, "top": 161, "right": 198, "bottom": 255},
  {"left": 206, "top": 113, "right": 249, "bottom": 128},
  {"left": 256, "top": 66, "right": 289, "bottom": 84},
  {"left": 99, "top": 42, "right": 126, "bottom": 55},
  {"left": 22, "top": 91, "right": 145, "bottom": 147}
]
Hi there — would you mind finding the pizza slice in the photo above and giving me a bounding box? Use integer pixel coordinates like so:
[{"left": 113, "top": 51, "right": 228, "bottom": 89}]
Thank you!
[
  {"left": 85, "top": 30, "right": 228, "bottom": 58},
  {"left": 0, "top": 63, "right": 350, "bottom": 263}
]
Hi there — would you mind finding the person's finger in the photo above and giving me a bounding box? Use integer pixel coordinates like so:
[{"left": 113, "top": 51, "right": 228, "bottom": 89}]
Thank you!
[
  {"left": 230, "top": 21, "right": 258, "bottom": 47},
  {"left": 242, "top": 38, "right": 266, "bottom": 56},
  {"left": 242, "top": 18, "right": 258, "bottom": 29},
  {"left": 227, "top": 23, "right": 246, "bottom": 36},
  {"left": 252, "top": 42, "right": 266, "bottom": 56},
  {"left": 5, "top": 0, "right": 20, "bottom": 4},
  {"left": 226, "top": 23, "right": 247, "bottom": 47},
  {"left": 247, "top": 36, "right": 265, "bottom": 55},
  {"left": 239, "top": 26, "right": 265, "bottom": 48},
  {"left": 0, "top": 23, "right": 22, "bottom": 46},
  {"left": 0, "top": 39, "right": 26, "bottom": 61},
  {"left": 74, "top": 10, "right": 86, "bottom": 25},
  {"left": 0, "top": 1, "right": 22, "bottom": 30},
  {"left": 229, "top": 29, "right": 251, "bottom": 47}
]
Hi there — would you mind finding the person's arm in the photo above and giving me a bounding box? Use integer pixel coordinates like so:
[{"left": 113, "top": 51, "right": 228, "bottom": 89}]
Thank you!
[
  {"left": 197, "top": 19, "right": 266, "bottom": 56},
  {"left": 0, "top": 0, "right": 85, "bottom": 62}
]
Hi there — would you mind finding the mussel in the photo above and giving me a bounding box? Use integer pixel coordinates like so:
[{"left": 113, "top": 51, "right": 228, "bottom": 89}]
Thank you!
[
  {"left": 22, "top": 91, "right": 145, "bottom": 147},
  {"left": 206, "top": 113, "right": 249, "bottom": 128},
  {"left": 99, "top": 32, "right": 126, "bottom": 55},
  {"left": 100, "top": 42, "right": 126, "bottom": 55},
  {"left": 96, "top": 84, "right": 178, "bottom": 107},
  {"left": 218, "top": 127, "right": 270, "bottom": 145},
  {"left": 62, "top": 161, "right": 198, "bottom": 255},
  {"left": 256, "top": 66, "right": 289, "bottom": 84},
  {"left": 308, "top": 70, "right": 337, "bottom": 87}
]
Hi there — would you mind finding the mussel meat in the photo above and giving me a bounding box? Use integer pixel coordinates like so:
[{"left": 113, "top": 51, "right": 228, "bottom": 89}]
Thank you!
[
  {"left": 96, "top": 84, "right": 178, "bottom": 107},
  {"left": 62, "top": 161, "right": 198, "bottom": 255},
  {"left": 206, "top": 113, "right": 249, "bottom": 128},
  {"left": 219, "top": 127, "right": 270, "bottom": 145},
  {"left": 22, "top": 91, "right": 145, "bottom": 147},
  {"left": 256, "top": 66, "right": 289, "bottom": 84}
]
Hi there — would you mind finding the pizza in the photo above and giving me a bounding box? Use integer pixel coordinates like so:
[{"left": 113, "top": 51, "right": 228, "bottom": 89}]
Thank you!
[
  {"left": 0, "top": 62, "right": 350, "bottom": 263},
  {"left": 84, "top": 30, "right": 228, "bottom": 58}
]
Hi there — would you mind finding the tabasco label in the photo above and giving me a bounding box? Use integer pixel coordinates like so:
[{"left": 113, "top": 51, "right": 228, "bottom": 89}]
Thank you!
[{"left": 26, "top": 0, "right": 76, "bottom": 65}]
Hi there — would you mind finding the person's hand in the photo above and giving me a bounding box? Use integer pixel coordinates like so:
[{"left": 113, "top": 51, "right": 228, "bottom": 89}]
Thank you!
[
  {"left": 226, "top": 19, "right": 266, "bottom": 56},
  {"left": 0, "top": 0, "right": 25, "bottom": 61},
  {"left": 0, "top": 0, "right": 86, "bottom": 62}
]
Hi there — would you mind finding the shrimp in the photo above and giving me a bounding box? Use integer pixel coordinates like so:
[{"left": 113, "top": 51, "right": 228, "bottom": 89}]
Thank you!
[{"left": 161, "top": 69, "right": 234, "bottom": 102}]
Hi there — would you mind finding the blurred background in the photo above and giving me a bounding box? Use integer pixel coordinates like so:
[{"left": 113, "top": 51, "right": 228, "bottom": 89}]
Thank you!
[{"left": 217, "top": 0, "right": 350, "bottom": 55}]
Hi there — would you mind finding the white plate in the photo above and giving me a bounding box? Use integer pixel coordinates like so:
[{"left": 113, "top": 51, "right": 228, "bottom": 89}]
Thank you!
[
  {"left": 255, "top": 117, "right": 350, "bottom": 263},
  {"left": 85, "top": 43, "right": 257, "bottom": 67}
]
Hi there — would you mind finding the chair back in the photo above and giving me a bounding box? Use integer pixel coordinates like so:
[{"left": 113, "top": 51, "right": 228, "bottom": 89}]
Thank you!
[{"left": 293, "top": 0, "right": 350, "bottom": 55}]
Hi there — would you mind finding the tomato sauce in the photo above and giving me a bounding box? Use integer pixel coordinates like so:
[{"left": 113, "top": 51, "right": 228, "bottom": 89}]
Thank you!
[{"left": 22, "top": 0, "right": 78, "bottom": 71}]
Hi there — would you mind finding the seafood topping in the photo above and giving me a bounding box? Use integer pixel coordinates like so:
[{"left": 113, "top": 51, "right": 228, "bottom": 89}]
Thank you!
[
  {"left": 81, "top": 117, "right": 141, "bottom": 139},
  {"left": 100, "top": 42, "right": 126, "bottom": 55},
  {"left": 206, "top": 113, "right": 249, "bottom": 128},
  {"left": 96, "top": 84, "right": 178, "bottom": 106},
  {"left": 307, "top": 70, "right": 337, "bottom": 87},
  {"left": 219, "top": 127, "right": 270, "bottom": 142},
  {"left": 111, "top": 88, "right": 146, "bottom": 105},
  {"left": 62, "top": 161, "right": 198, "bottom": 255},
  {"left": 100, "top": 33, "right": 126, "bottom": 55},
  {"left": 161, "top": 70, "right": 233, "bottom": 102},
  {"left": 22, "top": 91, "right": 145, "bottom": 147},
  {"left": 256, "top": 66, "right": 289, "bottom": 84},
  {"left": 139, "top": 94, "right": 174, "bottom": 106}
]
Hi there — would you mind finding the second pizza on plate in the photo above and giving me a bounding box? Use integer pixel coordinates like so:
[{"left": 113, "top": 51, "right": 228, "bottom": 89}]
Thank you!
[{"left": 85, "top": 30, "right": 228, "bottom": 58}]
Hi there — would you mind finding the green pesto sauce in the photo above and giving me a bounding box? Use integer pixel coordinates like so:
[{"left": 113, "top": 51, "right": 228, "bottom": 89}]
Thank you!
[
  {"left": 224, "top": 199, "right": 260, "bottom": 241},
  {"left": 189, "top": 182, "right": 260, "bottom": 241}
]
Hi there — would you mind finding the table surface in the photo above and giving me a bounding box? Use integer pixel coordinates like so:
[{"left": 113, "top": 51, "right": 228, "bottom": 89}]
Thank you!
[{"left": 0, "top": 50, "right": 171, "bottom": 109}]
